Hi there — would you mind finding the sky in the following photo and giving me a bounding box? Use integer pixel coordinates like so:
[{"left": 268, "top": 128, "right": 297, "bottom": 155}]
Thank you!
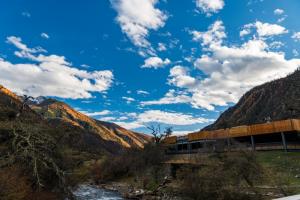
[{"left": 1, "top": 0, "right": 300, "bottom": 135}]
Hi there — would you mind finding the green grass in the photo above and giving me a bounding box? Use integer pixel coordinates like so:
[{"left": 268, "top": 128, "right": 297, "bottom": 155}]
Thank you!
[{"left": 256, "top": 151, "right": 300, "bottom": 189}]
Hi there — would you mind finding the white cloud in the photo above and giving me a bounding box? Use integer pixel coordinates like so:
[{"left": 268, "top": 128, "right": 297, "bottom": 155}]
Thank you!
[
  {"left": 255, "top": 21, "right": 288, "bottom": 37},
  {"left": 110, "top": 0, "right": 167, "bottom": 50},
  {"left": 278, "top": 16, "right": 288, "bottom": 23},
  {"left": 194, "top": 55, "right": 221, "bottom": 74},
  {"left": 80, "top": 64, "right": 90, "bottom": 68},
  {"left": 157, "top": 42, "right": 167, "bottom": 51},
  {"left": 168, "top": 66, "right": 196, "bottom": 88},
  {"left": 189, "top": 21, "right": 299, "bottom": 110},
  {"left": 115, "top": 121, "right": 144, "bottom": 129},
  {"left": 98, "top": 116, "right": 117, "bottom": 121},
  {"left": 122, "top": 96, "right": 135, "bottom": 103},
  {"left": 41, "top": 33, "right": 50, "bottom": 39},
  {"left": 118, "top": 116, "right": 129, "bottom": 120},
  {"left": 148, "top": 20, "right": 300, "bottom": 111},
  {"left": 195, "top": 0, "right": 224, "bottom": 16},
  {"left": 7, "top": 36, "right": 46, "bottom": 54},
  {"left": 127, "top": 112, "right": 138, "bottom": 118},
  {"left": 137, "top": 90, "right": 149, "bottom": 95},
  {"left": 81, "top": 110, "right": 111, "bottom": 116},
  {"left": 240, "top": 29, "right": 251, "bottom": 37},
  {"left": 141, "top": 89, "right": 190, "bottom": 106},
  {"left": 0, "top": 36, "right": 114, "bottom": 98},
  {"left": 115, "top": 110, "right": 211, "bottom": 130},
  {"left": 240, "top": 21, "right": 288, "bottom": 38},
  {"left": 274, "top": 8, "right": 284, "bottom": 15},
  {"left": 138, "top": 110, "right": 211, "bottom": 125},
  {"left": 273, "top": 9, "right": 287, "bottom": 23},
  {"left": 172, "top": 130, "right": 199, "bottom": 136},
  {"left": 141, "top": 56, "right": 170, "bottom": 69},
  {"left": 292, "top": 32, "right": 300, "bottom": 42},
  {"left": 191, "top": 20, "right": 226, "bottom": 46},
  {"left": 191, "top": 42, "right": 300, "bottom": 109},
  {"left": 269, "top": 41, "right": 284, "bottom": 49}
]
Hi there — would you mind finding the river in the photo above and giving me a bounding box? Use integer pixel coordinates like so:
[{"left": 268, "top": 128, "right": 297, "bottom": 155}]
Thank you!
[{"left": 73, "top": 184, "right": 124, "bottom": 200}]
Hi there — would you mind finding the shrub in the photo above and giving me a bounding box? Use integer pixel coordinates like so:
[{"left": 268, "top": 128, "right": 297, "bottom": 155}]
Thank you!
[
  {"left": 0, "top": 121, "right": 73, "bottom": 199},
  {"left": 92, "top": 144, "right": 167, "bottom": 184},
  {"left": 0, "top": 166, "right": 32, "bottom": 200},
  {"left": 179, "top": 151, "right": 263, "bottom": 200}
]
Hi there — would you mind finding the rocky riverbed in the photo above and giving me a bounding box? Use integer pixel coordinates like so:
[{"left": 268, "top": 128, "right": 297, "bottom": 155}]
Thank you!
[
  {"left": 73, "top": 184, "right": 124, "bottom": 200},
  {"left": 98, "top": 180, "right": 182, "bottom": 200},
  {"left": 72, "top": 175, "right": 182, "bottom": 200}
]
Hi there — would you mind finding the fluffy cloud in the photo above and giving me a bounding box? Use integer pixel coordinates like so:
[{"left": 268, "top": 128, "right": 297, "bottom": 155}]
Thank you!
[
  {"left": 274, "top": 9, "right": 284, "bottom": 15},
  {"left": 255, "top": 22, "right": 288, "bottom": 37},
  {"left": 114, "top": 110, "right": 212, "bottom": 130},
  {"left": 0, "top": 36, "right": 113, "bottom": 98},
  {"left": 141, "top": 56, "right": 170, "bottom": 69},
  {"left": 191, "top": 20, "right": 226, "bottom": 46},
  {"left": 110, "top": 0, "right": 167, "bottom": 49},
  {"left": 240, "top": 21, "right": 288, "bottom": 38},
  {"left": 138, "top": 110, "right": 210, "bottom": 125},
  {"left": 168, "top": 66, "right": 196, "bottom": 88},
  {"left": 240, "top": 27, "right": 251, "bottom": 37},
  {"left": 147, "top": 21, "right": 300, "bottom": 111},
  {"left": 292, "top": 32, "right": 300, "bottom": 42},
  {"left": 190, "top": 21, "right": 299, "bottom": 110},
  {"left": 195, "top": 0, "right": 224, "bottom": 16}
]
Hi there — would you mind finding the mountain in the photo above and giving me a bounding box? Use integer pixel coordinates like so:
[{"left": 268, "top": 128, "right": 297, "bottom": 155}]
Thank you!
[
  {"left": 204, "top": 69, "right": 300, "bottom": 130},
  {"left": 0, "top": 85, "right": 150, "bottom": 153},
  {"left": 1, "top": 85, "right": 151, "bottom": 197},
  {"left": 29, "top": 98, "right": 150, "bottom": 149},
  {"left": 0, "top": 85, "right": 39, "bottom": 122}
]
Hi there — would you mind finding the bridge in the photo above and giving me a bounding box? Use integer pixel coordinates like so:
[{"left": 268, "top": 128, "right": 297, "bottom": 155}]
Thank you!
[{"left": 163, "top": 119, "right": 300, "bottom": 156}]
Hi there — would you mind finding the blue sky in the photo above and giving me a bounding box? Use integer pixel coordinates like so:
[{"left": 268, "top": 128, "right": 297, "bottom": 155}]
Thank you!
[{"left": 1, "top": 0, "right": 300, "bottom": 135}]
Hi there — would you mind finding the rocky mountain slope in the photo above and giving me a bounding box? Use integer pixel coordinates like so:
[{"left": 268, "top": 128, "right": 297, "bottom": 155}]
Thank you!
[
  {"left": 204, "top": 69, "right": 300, "bottom": 130},
  {"left": 30, "top": 98, "right": 150, "bottom": 149},
  {"left": 0, "top": 85, "right": 150, "bottom": 153}
]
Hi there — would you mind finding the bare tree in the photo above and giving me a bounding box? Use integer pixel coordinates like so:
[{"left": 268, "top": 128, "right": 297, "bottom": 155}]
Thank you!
[
  {"left": 16, "top": 95, "right": 34, "bottom": 118},
  {"left": 146, "top": 124, "right": 173, "bottom": 144},
  {"left": 164, "top": 127, "right": 173, "bottom": 137},
  {"left": 0, "top": 122, "right": 74, "bottom": 199}
]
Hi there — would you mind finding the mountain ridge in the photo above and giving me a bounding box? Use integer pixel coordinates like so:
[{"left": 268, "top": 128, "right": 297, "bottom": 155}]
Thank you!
[
  {"left": 0, "top": 85, "right": 150, "bottom": 153},
  {"left": 30, "top": 98, "right": 151, "bottom": 148},
  {"left": 203, "top": 69, "right": 300, "bottom": 131}
]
